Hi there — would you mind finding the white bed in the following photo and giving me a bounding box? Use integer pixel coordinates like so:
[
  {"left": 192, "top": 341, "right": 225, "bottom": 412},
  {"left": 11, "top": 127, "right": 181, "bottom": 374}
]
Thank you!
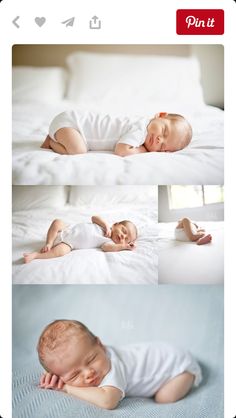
[
  {"left": 158, "top": 221, "right": 224, "bottom": 284},
  {"left": 12, "top": 186, "right": 158, "bottom": 284},
  {"left": 12, "top": 52, "right": 224, "bottom": 185}
]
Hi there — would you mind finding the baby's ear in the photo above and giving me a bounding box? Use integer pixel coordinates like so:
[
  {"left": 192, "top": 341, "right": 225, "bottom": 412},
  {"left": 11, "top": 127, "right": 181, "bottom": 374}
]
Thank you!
[
  {"left": 156, "top": 112, "right": 168, "bottom": 118},
  {"left": 96, "top": 337, "right": 102, "bottom": 346},
  {"left": 96, "top": 338, "right": 106, "bottom": 350}
]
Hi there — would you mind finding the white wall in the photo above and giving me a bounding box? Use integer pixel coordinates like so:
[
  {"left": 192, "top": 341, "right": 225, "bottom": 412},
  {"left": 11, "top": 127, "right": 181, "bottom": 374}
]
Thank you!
[
  {"left": 13, "top": 44, "right": 224, "bottom": 109},
  {"left": 191, "top": 45, "right": 224, "bottom": 109},
  {"left": 158, "top": 186, "right": 224, "bottom": 222}
]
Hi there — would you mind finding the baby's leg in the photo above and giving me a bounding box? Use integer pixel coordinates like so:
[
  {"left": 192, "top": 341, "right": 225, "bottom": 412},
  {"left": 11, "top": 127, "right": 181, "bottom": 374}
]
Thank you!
[
  {"left": 40, "top": 135, "right": 67, "bottom": 154},
  {"left": 41, "top": 219, "right": 66, "bottom": 252},
  {"left": 54, "top": 127, "right": 87, "bottom": 155},
  {"left": 154, "top": 372, "right": 194, "bottom": 404},
  {"left": 49, "top": 139, "right": 68, "bottom": 155},
  {"left": 181, "top": 218, "right": 204, "bottom": 242},
  {"left": 23, "top": 243, "right": 71, "bottom": 263}
]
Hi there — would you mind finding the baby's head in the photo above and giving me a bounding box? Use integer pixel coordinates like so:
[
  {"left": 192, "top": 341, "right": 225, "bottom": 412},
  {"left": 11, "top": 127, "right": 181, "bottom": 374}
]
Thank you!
[
  {"left": 144, "top": 112, "right": 192, "bottom": 152},
  {"left": 37, "top": 320, "right": 110, "bottom": 388},
  {"left": 111, "top": 220, "right": 137, "bottom": 244}
]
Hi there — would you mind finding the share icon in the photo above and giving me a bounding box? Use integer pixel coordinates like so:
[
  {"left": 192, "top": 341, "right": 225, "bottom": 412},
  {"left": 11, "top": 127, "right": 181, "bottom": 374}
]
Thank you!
[{"left": 61, "top": 17, "right": 75, "bottom": 27}]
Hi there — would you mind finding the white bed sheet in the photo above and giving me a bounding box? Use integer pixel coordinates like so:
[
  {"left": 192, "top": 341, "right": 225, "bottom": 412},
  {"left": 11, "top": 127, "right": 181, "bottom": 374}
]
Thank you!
[
  {"left": 12, "top": 102, "right": 224, "bottom": 185},
  {"left": 158, "top": 222, "right": 223, "bottom": 284},
  {"left": 12, "top": 204, "right": 158, "bottom": 284}
]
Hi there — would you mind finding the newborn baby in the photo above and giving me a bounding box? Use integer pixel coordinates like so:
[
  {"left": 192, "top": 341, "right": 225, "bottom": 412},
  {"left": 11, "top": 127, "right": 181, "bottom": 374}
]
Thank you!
[
  {"left": 175, "top": 218, "right": 212, "bottom": 245},
  {"left": 23, "top": 216, "right": 137, "bottom": 263},
  {"left": 41, "top": 111, "right": 192, "bottom": 156},
  {"left": 38, "top": 320, "right": 202, "bottom": 410}
]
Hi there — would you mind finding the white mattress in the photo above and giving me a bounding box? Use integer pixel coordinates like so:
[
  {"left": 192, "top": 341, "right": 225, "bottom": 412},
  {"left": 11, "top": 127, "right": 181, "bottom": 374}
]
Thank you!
[
  {"left": 158, "top": 221, "right": 224, "bottom": 284},
  {"left": 12, "top": 102, "right": 224, "bottom": 185},
  {"left": 12, "top": 204, "right": 158, "bottom": 284}
]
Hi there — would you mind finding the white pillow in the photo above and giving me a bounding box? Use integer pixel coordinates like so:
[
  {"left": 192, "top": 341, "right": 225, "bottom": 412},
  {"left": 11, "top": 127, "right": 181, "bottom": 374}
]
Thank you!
[
  {"left": 66, "top": 52, "right": 204, "bottom": 114},
  {"left": 12, "top": 186, "right": 68, "bottom": 211},
  {"left": 69, "top": 186, "right": 157, "bottom": 207},
  {"left": 12, "top": 66, "right": 67, "bottom": 103}
]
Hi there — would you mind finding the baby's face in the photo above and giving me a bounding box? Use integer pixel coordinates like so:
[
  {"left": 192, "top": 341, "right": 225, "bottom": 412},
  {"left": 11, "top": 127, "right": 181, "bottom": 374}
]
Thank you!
[
  {"left": 111, "top": 222, "right": 136, "bottom": 244},
  {"left": 144, "top": 114, "right": 184, "bottom": 152},
  {"left": 46, "top": 334, "right": 110, "bottom": 388}
]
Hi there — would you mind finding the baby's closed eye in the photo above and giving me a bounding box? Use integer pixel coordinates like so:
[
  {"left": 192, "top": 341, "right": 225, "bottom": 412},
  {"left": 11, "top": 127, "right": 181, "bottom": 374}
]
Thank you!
[{"left": 88, "top": 355, "right": 97, "bottom": 364}]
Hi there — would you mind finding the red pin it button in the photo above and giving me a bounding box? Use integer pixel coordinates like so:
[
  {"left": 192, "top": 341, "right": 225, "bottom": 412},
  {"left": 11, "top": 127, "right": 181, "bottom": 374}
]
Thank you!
[{"left": 176, "top": 9, "right": 224, "bottom": 35}]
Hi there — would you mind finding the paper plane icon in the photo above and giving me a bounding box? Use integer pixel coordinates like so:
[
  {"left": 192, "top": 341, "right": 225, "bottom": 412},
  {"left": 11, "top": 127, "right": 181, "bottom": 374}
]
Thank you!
[{"left": 61, "top": 17, "right": 75, "bottom": 27}]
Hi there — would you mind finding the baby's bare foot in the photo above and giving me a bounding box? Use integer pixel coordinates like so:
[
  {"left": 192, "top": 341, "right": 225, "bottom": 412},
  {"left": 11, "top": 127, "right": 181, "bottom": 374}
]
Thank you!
[
  {"left": 196, "top": 234, "right": 212, "bottom": 245},
  {"left": 40, "top": 135, "right": 51, "bottom": 149},
  {"left": 192, "top": 232, "right": 205, "bottom": 242},
  {"left": 23, "top": 252, "right": 38, "bottom": 263}
]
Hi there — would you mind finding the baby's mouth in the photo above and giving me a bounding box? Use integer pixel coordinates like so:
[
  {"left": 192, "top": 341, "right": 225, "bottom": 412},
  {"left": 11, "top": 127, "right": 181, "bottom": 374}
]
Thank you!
[{"left": 90, "top": 376, "right": 100, "bottom": 386}]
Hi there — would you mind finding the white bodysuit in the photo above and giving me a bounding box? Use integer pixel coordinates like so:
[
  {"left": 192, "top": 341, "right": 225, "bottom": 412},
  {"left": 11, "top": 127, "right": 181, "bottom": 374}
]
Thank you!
[
  {"left": 98, "top": 342, "right": 202, "bottom": 399},
  {"left": 53, "top": 223, "right": 112, "bottom": 250},
  {"left": 49, "top": 110, "right": 149, "bottom": 151},
  {"left": 174, "top": 228, "right": 191, "bottom": 242}
]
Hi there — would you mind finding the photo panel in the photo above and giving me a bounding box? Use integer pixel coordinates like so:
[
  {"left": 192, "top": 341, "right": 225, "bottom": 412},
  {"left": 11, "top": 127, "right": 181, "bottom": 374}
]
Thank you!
[
  {"left": 158, "top": 185, "right": 224, "bottom": 284},
  {"left": 12, "top": 284, "right": 223, "bottom": 418},
  {"left": 12, "top": 44, "right": 223, "bottom": 186},
  {"left": 12, "top": 185, "right": 158, "bottom": 284}
]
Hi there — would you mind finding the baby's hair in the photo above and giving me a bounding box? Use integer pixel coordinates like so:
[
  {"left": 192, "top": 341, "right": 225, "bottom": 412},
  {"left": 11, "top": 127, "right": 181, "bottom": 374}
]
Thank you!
[
  {"left": 118, "top": 220, "right": 138, "bottom": 240},
  {"left": 166, "top": 113, "right": 192, "bottom": 149},
  {"left": 37, "top": 319, "right": 96, "bottom": 371}
]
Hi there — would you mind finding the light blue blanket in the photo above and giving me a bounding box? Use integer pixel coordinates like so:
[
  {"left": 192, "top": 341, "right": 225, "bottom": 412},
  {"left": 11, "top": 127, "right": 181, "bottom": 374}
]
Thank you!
[{"left": 13, "top": 285, "right": 223, "bottom": 418}]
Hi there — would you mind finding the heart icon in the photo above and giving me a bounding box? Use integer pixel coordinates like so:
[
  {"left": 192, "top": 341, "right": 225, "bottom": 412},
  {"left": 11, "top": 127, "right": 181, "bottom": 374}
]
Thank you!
[{"left": 35, "top": 17, "right": 46, "bottom": 27}]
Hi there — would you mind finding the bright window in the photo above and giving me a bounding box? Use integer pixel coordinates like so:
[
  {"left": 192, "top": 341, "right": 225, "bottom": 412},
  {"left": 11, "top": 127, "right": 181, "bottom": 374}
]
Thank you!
[{"left": 168, "top": 186, "right": 224, "bottom": 209}]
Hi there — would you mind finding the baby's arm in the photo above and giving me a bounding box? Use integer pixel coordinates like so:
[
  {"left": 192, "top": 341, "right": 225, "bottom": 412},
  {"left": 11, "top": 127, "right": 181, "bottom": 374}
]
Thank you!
[
  {"left": 101, "top": 242, "right": 136, "bottom": 252},
  {"left": 39, "top": 373, "right": 121, "bottom": 409},
  {"left": 64, "top": 384, "right": 122, "bottom": 410},
  {"left": 114, "top": 143, "right": 147, "bottom": 157},
  {"left": 92, "top": 216, "right": 111, "bottom": 237}
]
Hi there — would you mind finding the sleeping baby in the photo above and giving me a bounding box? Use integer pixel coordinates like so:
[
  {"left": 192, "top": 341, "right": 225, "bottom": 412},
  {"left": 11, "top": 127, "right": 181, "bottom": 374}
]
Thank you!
[
  {"left": 23, "top": 216, "right": 137, "bottom": 263},
  {"left": 40, "top": 111, "right": 192, "bottom": 156},
  {"left": 175, "top": 217, "right": 212, "bottom": 245},
  {"left": 38, "top": 320, "right": 202, "bottom": 410}
]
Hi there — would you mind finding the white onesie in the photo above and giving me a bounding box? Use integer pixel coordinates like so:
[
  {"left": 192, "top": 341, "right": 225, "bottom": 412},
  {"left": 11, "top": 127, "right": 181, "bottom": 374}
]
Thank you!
[
  {"left": 53, "top": 223, "right": 112, "bottom": 250},
  {"left": 49, "top": 110, "right": 149, "bottom": 151},
  {"left": 175, "top": 228, "right": 191, "bottom": 242},
  {"left": 98, "top": 342, "right": 202, "bottom": 399}
]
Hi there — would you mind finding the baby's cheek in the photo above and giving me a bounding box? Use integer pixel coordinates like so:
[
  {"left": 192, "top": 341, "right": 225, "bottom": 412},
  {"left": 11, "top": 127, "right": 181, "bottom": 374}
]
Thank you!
[
  {"left": 71, "top": 379, "right": 82, "bottom": 387},
  {"left": 66, "top": 376, "right": 82, "bottom": 387}
]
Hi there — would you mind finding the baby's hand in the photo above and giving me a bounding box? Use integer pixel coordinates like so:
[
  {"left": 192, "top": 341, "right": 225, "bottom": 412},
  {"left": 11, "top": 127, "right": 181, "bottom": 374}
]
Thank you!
[
  {"left": 39, "top": 372, "right": 65, "bottom": 391},
  {"left": 40, "top": 243, "right": 52, "bottom": 253},
  {"left": 104, "top": 225, "right": 112, "bottom": 238},
  {"left": 125, "top": 242, "right": 136, "bottom": 251}
]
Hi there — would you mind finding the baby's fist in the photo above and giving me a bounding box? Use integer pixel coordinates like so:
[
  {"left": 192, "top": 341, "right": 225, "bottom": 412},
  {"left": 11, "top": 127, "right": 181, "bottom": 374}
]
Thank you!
[
  {"left": 39, "top": 372, "right": 64, "bottom": 391},
  {"left": 40, "top": 243, "right": 52, "bottom": 253},
  {"left": 126, "top": 242, "right": 136, "bottom": 251},
  {"left": 104, "top": 226, "right": 112, "bottom": 238}
]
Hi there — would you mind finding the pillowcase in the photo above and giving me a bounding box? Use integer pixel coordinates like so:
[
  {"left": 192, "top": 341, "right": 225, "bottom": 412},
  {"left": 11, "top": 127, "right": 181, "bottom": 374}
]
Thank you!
[
  {"left": 65, "top": 52, "right": 205, "bottom": 114},
  {"left": 12, "top": 66, "right": 67, "bottom": 103},
  {"left": 12, "top": 186, "right": 68, "bottom": 211},
  {"left": 69, "top": 186, "right": 157, "bottom": 207}
]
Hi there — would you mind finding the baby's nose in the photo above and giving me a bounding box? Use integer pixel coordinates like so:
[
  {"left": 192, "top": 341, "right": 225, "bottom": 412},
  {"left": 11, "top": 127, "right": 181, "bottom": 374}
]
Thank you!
[{"left": 84, "top": 368, "right": 95, "bottom": 380}]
